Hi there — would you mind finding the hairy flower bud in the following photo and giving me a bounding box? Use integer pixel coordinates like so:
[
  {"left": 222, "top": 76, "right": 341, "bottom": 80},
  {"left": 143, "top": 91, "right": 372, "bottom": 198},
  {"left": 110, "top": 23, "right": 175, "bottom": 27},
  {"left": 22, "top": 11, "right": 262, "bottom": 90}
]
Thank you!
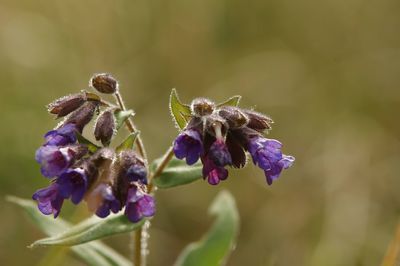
[
  {"left": 90, "top": 73, "right": 118, "bottom": 94},
  {"left": 91, "top": 148, "right": 115, "bottom": 167},
  {"left": 48, "top": 93, "right": 87, "bottom": 118},
  {"left": 65, "top": 101, "right": 98, "bottom": 132},
  {"left": 243, "top": 110, "right": 273, "bottom": 131},
  {"left": 191, "top": 98, "right": 215, "bottom": 116},
  {"left": 218, "top": 106, "right": 249, "bottom": 129},
  {"left": 94, "top": 110, "right": 116, "bottom": 146}
]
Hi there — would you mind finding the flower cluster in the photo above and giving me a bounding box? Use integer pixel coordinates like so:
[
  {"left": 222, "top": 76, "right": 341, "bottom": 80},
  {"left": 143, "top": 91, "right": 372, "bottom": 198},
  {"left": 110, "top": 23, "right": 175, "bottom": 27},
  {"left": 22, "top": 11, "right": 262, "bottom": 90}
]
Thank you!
[
  {"left": 173, "top": 98, "right": 295, "bottom": 185},
  {"left": 33, "top": 74, "right": 155, "bottom": 222}
]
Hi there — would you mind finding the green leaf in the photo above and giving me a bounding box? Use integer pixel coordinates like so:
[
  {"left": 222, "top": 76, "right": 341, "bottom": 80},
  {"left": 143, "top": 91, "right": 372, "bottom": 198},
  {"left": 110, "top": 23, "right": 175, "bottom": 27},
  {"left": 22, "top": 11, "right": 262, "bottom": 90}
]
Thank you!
[
  {"left": 151, "top": 157, "right": 203, "bottom": 189},
  {"left": 174, "top": 191, "right": 239, "bottom": 266},
  {"left": 116, "top": 132, "right": 139, "bottom": 152},
  {"left": 114, "top": 109, "right": 135, "bottom": 130},
  {"left": 169, "top": 89, "right": 192, "bottom": 129},
  {"left": 216, "top": 95, "right": 241, "bottom": 108},
  {"left": 29, "top": 212, "right": 145, "bottom": 248},
  {"left": 6, "top": 196, "right": 130, "bottom": 266},
  {"left": 76, "top": 132, "right": 100, "bottom": 153}
]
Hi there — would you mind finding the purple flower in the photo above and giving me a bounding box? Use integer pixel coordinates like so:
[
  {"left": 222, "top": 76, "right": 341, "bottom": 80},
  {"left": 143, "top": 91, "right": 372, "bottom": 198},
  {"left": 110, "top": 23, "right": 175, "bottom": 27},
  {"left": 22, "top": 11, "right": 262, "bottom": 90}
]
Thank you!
[
  {"left": 173, "top": 129, "right": 204, "bottom": 165},
  {"left": 90, "top": 184, "right": 121, "bottom": 218},
  {"left": 44, "top": 123, "right": 77, "bottom": 146},
  {"left": 248, "top": 136, "right": 295, "bottom": 185},
  {"left": 35, "top": 146, "right": 75, "bottom": 178},
  {"left": 57, "top": 168, "right": 88, "bottom": 204},
  {"left": 201, "top": 156, "right": 228, "bottom": 185},
  {"left": 125, "top": 186, "right": 155, "bottom": 223},
  {"left": 126, "top": 164, "right": 148, "bottom": 184},
  {"left": 208, "top": 140, "right": 232, "bottom": 167},
  {"left": 32, "top": 183, "right": 64, "bottom": 218}
]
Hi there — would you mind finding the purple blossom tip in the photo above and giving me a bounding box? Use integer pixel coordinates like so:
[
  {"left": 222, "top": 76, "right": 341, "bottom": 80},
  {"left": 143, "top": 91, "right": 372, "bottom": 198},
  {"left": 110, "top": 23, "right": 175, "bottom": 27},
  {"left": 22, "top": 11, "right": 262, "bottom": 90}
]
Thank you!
[
  {"left": 125, "top": 186, "right": 155, "bottom": 223},
  {"left": 57, "top": 168, "right": 88, "bottom": 204},
  {"left": 126, "top": 164, "right": 148, "bottom": 184},
  {"left": 173, "top": 129, "right": 204, "bottom": 165},
  {"left": 44, "top": 123, "right": 77, "bottom": 146},
  {"left": 202, "top": 156, "right": 229, "bottom": 185},
  {"left": 209, "top": 140, "right": 232, "bottom": 167},
  {"left": 32, "top": 183, "right": 64, "bottom": 218},
  {"left": 248, "top": 136, "right": 295, "bottom": 185},
  {"left": 35, "top": 146, "right": 75, "bottom": 178},
  {"left": 93, "top": 184, "right": 121, "bottom": 218}
]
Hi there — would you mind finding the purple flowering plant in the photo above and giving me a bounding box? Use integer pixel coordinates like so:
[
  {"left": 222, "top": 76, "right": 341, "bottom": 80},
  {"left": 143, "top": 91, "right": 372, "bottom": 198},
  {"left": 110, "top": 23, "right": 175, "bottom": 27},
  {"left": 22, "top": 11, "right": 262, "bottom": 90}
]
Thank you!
[{"left": 10, "top": 73, "right": 294, "bottom": 266}]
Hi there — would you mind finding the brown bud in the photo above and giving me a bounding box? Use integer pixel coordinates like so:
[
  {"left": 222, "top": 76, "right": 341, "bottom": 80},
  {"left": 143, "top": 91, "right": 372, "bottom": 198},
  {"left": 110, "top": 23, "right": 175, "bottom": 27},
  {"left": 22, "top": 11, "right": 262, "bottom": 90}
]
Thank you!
[
  {"left": 91, "top": 148, "right": 115, "bottom": 167},
  {"left": 68, "top": 144, "right": 89, "bottom": 160},
  {"left": 90, "top": 73, "right": 118, "bottom": 94},
  {"left": 65, "top": 101, "right": 98, "bottom": 132},
  {"left": 48, "top": 93, "right": 86, "bottom": 118},
  {"left": 112, "top": 150, "right": 139, "bottom": 205},
  {"left": 94, "top": 110, "right": 116, "bottom": 146},
  {"left": 218, "top": 106, "right": 249, "bottom": 129},
  {"left": 117, "top": 150, "right": 145, "bottom": 170},
  {"left": 191, "top": 98, "right": 215, "bottom": 116},
  {"left": 243, "top": 110, "right": 273, "bottom": 131}
]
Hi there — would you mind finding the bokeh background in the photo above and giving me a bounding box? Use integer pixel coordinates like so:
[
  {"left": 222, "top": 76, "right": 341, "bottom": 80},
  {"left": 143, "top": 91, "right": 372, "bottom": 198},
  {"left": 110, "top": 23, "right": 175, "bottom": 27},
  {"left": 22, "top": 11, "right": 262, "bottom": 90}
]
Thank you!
[{"left": 1, "top": 0, "right": 400, "bottom": 265}]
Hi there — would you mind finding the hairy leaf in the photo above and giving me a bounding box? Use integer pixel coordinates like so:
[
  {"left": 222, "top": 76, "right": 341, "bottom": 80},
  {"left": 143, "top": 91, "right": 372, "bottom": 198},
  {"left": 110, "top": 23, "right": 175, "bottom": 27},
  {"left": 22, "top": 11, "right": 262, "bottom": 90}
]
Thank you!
[
  {"left": 152, "top": 157, "right": 203, "bottom": 189},
  {"left": 116, "top": 132, "right": 139, "bottom": 152},
  {"left": 7, "top": 196, "right": 130, "bottom": 266},
  {"left": 216, "top": 95, "right": 241, "bottom": 108},
  {"left": 114, "top": 109, "right": 135, "bottom": 130},
  {"left": 28, "top": 209, "right": 144, "bottom": 247},
  {"left": 169, "top": 89, "right": 192, "bottom": 129}
]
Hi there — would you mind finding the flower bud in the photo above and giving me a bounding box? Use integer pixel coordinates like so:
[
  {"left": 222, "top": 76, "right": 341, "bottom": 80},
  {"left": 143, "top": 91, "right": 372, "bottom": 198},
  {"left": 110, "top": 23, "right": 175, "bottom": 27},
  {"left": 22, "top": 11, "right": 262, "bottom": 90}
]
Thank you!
[
  {"left": 91, "top": 148, "right": 115, "bottom": 167},
  {"left": 191, "top": 98, "right": 215, "bottom": 116},
  {"left": 48, "top": 93, "right": 87, "bottom": 118},
  {"left": 243, "top": 110, "right": 273, "bottom": 131},
  {"left": 118, "top": 150, "right": 146, "bottom": 171},
  {"left": 65, "top": 101, "right": 98, "bottom": 132},
  {"left": 112, "top": 150, "right": 147, "bottom": 204},
  {"left": 90, "top": 73, "right": 118, "bottom": 94},
  {"left": 218, "top": 106, "right": 249, "bottom": 129},
  {"left": 94, "top": 110, "right": 116, "bottom": 146}
]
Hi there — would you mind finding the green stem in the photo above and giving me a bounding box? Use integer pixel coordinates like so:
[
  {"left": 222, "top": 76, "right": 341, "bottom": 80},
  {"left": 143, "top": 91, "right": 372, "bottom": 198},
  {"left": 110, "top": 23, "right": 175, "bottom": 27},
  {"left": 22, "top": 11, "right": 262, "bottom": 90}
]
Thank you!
[
  {"left": 114, "top": 90, "right": 148, "bottom": 162},
  {"left": 134, "top": 229, "right": 142, "bottom": 266},
  {"left": 148, "top": 146, "right": 174, "bottom": 192}
]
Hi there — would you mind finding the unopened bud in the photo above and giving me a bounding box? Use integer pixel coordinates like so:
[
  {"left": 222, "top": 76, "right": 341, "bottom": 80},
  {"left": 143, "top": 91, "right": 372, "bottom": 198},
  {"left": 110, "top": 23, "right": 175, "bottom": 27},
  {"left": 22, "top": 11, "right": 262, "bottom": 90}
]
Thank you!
[
  {"left": 243, "top": 110, "right": 273, "bottom": 131},
  {"left": 48, "top": 93, "right": 86, "bottom": 118},
  {"left": 65, "top": 101, "right": 98, "bottom": 132},
  {"left": 191, "top": 98, "right": 215, "bottom": 116},
  {"left": 91, "top": 148, "right": 115, "bottom": 167},
  {"left": 94, "top": 110, "right": 116, "bottom": 146},
  {"left": 90, "top": 73, "right": 118, "bottom": 94},
  {"left": 118, "top": 150, "right": 145, "bottom": 171},
  {"left": 218, "top": 106, "right": 249, "bottom": 129}
]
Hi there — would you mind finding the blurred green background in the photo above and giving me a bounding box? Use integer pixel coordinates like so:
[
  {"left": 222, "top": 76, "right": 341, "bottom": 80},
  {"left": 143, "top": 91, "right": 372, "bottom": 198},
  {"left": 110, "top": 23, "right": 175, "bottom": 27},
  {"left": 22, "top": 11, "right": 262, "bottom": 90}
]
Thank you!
[{"left": 1, "top": 0, "right": 399, "bottom": 265}]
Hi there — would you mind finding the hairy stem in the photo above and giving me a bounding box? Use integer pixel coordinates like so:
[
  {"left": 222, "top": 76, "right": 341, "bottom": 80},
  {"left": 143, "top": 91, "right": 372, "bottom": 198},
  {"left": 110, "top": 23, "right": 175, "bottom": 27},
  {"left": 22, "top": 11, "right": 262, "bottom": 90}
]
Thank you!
[
  {"left": 148, "top": 146, "right": 174, "bottom": 192},
  {"left": 114, "top": 90, "right": 148, "bottom": 162},
  {"left": 134, "top": 229, "right": 142, "bottom": 266}
]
